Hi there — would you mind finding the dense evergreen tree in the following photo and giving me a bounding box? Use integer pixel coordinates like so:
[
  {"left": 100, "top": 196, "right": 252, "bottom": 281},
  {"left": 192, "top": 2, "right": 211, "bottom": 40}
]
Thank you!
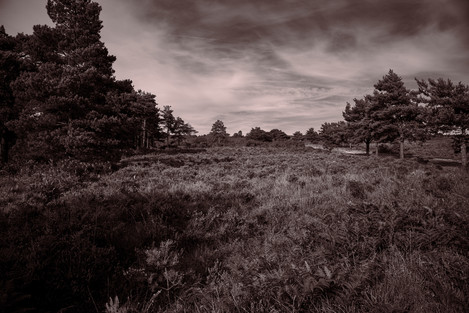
[
  {"left": 106, "top": 88, "right": 161, "bottom": 149},
  {"left": 232, "top": 130, "right": 243, "bottom": 138},
  {"left": 269, "top": 128, "right": 289, "bottom": 141},
  {"left": 246, "top": 127, "right": 272, "bottom": 142},
  {"left": 173, "top": 116, "right": 197, "bottom": 145},
  {"left": 343, "top": 96, "right": 379, "bottom": 155},
  {"left": 46, "top": 0, "right": 116, "bottom": 76},
  {"left": 209, "top": 119, "right": 228, "bottom": 145},
  {"left": 416, "top": 78, "right": 469, "bottom": 167},
  {"left": 7, "top": 0, "right": 128, "bottom": 161},
  {"left": 291, "top": 131, "right": 304, "bottom": 141},
  {"left": 0, "top": 26, "right": 21, "bottom": 163},
  {"left": 305, "top": 127, "right": 320, "bottom": 143},
  {"left": 160, "top": 106, "right": 195, "bottom": 146},
  {"left": 162, "top": 105, "right": 176, "bottom": 145},
  {"left": 0, "top": 0, "right": 166, "bottom": 162},
  {"left": 370, "top": 70, "right": 424, "bottom": 159},
  {"left": 319, "top": 121, "right": 348, "bottom": 150}
]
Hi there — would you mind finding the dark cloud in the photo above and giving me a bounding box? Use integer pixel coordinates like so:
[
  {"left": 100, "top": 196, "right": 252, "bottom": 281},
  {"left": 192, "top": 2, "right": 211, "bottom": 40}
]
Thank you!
[
  {"left": 136, "top": 0, "right": 469, "bottom": 48},
  {"left": 1, "top": 0, "right": 468, "bottom": 134}
]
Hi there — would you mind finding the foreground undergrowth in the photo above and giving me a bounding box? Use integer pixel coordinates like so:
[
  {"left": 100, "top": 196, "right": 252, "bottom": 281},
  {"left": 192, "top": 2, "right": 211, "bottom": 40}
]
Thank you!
[{"left": 1, "top": 147, "right": 468, "bottom": 312}]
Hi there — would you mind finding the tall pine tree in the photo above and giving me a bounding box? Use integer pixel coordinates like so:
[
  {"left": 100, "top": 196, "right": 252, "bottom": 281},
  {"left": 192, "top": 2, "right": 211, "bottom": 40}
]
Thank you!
[
  {"left": 343, "top": 97, "right": 374, "bottom": 155},
  {"left": 0, "top": 26, "right": 21, "bottom": 163},
  {"left": 7, "top": 0, "right": 160, "bottom": 161},
  {"left": 370, "top": 70, "right": 424, "bottom": 159},
  {"left": 416, "top": 78, "right": 469, "bottom": 167},
  {"left": 209, "top": 119, "right": 228, "bottom": 145}
]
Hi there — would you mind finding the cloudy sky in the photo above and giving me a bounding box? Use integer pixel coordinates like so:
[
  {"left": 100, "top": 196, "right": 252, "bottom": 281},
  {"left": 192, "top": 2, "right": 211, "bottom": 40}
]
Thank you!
[{"left": 1, "top": 0, "right": 468, "bottom": 134}]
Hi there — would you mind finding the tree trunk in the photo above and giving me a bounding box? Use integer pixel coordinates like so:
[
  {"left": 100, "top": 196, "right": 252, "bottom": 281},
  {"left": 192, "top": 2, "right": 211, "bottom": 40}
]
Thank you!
[
  {"left": 365, "top": 140, "right": 370, "bottom": 156},
  {"left": 375, "top": 142, "right": 379, "bottom": 156},
  {"left": 462, "top": 141, "right": 467, "bottom": 168},
  {"left": 0, "top": 134, "right": 7, "bottom": 163},
  {"left": 399, "top": 139, "right": 405, "bottom": 159},
  {"left": 142, "top": 119, "right": 147, "bottom": 148}
]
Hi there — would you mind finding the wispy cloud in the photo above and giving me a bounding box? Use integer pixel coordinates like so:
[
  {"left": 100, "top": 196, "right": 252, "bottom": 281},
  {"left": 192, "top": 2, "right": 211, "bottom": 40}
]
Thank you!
[{"left": 1, "top": 0, "right": 469, "bottom": 134}]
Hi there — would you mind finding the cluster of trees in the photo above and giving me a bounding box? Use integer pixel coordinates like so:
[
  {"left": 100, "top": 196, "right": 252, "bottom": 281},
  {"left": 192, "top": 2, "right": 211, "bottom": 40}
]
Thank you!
[
  {"left": 161, "top": 105, "right": 196, "bottom": 147},
  {"left": 0, "top": 0, "right": 195, "bottom": 164},
  {"left": 1, "top": 1, "right": 467, "bottom": 169},
  {"left": 207, "top": 120, "right": 320, "bottom": 145},
  {"left": 318, "top": 70, "right": 468, "bottom": 167},
  {"left": 206, "top": 70, "right": 468, "bottom": 168}
]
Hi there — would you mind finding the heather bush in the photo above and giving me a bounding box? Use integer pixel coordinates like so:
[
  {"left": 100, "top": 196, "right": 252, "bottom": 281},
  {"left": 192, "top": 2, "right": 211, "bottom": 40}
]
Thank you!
[{"left": 2, "top": 146, "right": 468, "bottom": 312}]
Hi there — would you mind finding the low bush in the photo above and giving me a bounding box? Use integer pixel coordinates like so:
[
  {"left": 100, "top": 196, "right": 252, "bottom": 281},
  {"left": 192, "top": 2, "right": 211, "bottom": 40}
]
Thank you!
[{"left": 1, "top": 147, "right": 468, "bottom": 312}]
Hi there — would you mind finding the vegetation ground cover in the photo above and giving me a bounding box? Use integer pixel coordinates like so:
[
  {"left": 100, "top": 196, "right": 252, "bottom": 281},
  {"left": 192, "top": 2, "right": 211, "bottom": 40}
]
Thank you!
[{"left": 1, "top": 145, "right": 468, "bottom": 312}]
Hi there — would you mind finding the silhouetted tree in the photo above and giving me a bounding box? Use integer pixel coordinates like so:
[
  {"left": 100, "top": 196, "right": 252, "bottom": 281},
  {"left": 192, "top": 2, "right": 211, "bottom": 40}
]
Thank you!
[
  {"left": 8, "top": 0, "right": 146, "bottom": 161},
  {"left": 305, "top": 127, "right": 320, "bottom": 143},
  {"left": 209, "top": 119, "right": 228, "bottom": 145},
  {"left": 122, "top": 89, "right": 161, "bottom": 149},
  {"left": 162, "top": 105, "right": 175, "bottom": 145},
  {"left": 173, "top": 117, "right": 197, "bottom": 145},
  {"left": 269, "top": 129, "right": 289, "bottom": 141},
  {"left": 291, "top": 131, "right": 304, "bottom": 141},
  {"left": 232, "top": 130, "right": 243, "bottom": 138},
  {"left": 246, "top": 127, "right": 272, "bottom": 142},
  {"left": 0, "top": 26, "right": 20, "bottom": 163}
]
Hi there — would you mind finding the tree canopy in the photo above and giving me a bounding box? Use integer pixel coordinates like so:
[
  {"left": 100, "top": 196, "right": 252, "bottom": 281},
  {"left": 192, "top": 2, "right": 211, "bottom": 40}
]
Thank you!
[
  {"left": 416, "top": 78, "right": 469, "bottom": 167},
  {"left": 305, "top": 127, "right": 320, "bottom": 143},
  {"left": 343, "top": 97, "right": 374, "bottom": 155},
  {"left": 341, "top": 70, "right": 426, "bottom": 158},
  {"left": 319, "top": 121, "right": 348, "bottom": 150},
  {"left": 269, "top": 129, "right": 289, "bottom": 141},
  {"left": 0, "top": 0, "right": 168, "bottom": 163},
  {"left": 209, "top": 119, "right": 228, "bottom": 145},
  {"left": 369, "top": 70, "right": 425, "bottom": 159},
  {"left": 246, "top": 127, "right": 272, "bottom": 142}
]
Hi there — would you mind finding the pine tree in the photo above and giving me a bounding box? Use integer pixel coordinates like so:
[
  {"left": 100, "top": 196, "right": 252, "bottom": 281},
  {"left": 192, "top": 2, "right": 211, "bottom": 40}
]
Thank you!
[
  {"left": 46, "top": 0, "right": 115, "bottom": 76},
  {"left": 106, "top": 87, "right": 161, "bottom": 149},
  {"left": 246, "top": 127, "right": 271, "bottom": 142},
  {"left": 0, "top": 26, "right": 20, "bottom": 163},
  {"left": 269, "top": 129, "right": 289, "bottom": 141},
  {"left": 292, "top": 131, "right": 304, "bottom": 141},
  {"left": 8, "top": 1, "right": 113, "bottom": 159},
  {"left": 416, "top": 77, "right": 469, "bottom": 167},
  {"left": 319, "top": 121, "right": 348, "bottom": 150},
  {"left": 305, "top": 127, "right": 319, "bottom": 143},
  {"left": 209, "top": 120, "right": 228, "bottom": 145},
  {"left": 7, "top": 0, "right": 157, "bottom": 161},
  {"left": 342, "top": 96, "right": 393, "bottom": 155},
  {"left": 232, "top": 130, "right": 243, "bottom": 138},
  {"left": 162, "top": 105, "right": 176, "bottom": 146},
  {"left": 370, "top": 70, "right": 424, "bottom": 159},
  {"left": 173, "top": 117, "right": 196, "bottom": 146}
]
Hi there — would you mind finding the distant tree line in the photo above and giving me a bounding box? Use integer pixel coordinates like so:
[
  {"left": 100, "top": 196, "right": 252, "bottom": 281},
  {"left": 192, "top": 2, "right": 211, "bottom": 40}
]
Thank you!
[
  {"left": 201, "top": 121, "right": 320, "bottom": 146},
  {"left": 0, "top": 0, "right": 195, "bottom": 164}
]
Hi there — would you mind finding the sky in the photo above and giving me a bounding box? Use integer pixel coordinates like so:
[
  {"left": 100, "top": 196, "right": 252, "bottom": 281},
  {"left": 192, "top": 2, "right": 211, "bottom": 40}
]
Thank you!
[{"left": 1, "top": 0, "right": 468, "bottom": 135}]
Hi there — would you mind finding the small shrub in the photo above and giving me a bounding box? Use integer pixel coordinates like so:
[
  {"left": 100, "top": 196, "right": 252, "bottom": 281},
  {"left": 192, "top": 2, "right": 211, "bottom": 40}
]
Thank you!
[
  {"left": 306, "top": 165, "right": 322, "bottom": 177},
  {"left": 346, "top": 180, "right": 367, "bottom": 200}
]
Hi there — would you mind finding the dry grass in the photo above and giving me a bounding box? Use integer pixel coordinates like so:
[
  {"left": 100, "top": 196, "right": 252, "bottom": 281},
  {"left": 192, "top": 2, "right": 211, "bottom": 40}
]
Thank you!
[{"left": 1, "top": 146, "right": 468, "bottom": 312}]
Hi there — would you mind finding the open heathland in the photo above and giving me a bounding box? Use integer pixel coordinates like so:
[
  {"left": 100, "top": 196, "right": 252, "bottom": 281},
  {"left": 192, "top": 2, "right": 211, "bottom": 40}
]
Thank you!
[{"left": 1, "top": 146, "right": 468, "bottom": 312}]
